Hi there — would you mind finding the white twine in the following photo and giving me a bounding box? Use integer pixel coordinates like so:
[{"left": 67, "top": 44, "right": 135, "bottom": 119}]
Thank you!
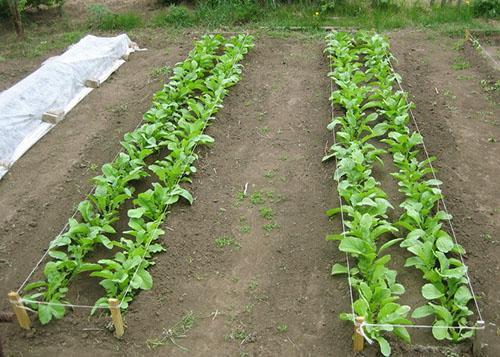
[
  {"left": 355, "top": 319, "right": 373, "bottom": 344},
  {"left": 16, "top": 116, "right": 148, "bottom": 295},
  {"left": 21, "top": 299, "right": 108, "bottom": 310},
  {"left": 329, "top": 73, "right": 356, "bottom": 321},
  {"left": 469, "top": 34, "right": 499, "bottom": 68},
  {"left": 326, "top": 38, "right": 485, "bottom": 332},
  {"left": 363, "top": 322, "right": 485, "bottom": 330},
  {"left": 389, "top": 60, "right": 484, "bottom": 324}
]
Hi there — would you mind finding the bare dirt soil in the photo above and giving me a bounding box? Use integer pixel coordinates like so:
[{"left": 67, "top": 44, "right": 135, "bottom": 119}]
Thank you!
[{"left": 0, "top": 29, "right": 499, "bottom": 357}]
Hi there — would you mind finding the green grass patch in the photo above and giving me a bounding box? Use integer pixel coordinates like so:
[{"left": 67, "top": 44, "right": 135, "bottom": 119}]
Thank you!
[{"left": 88, "top": 4, "right": 142, "bottom": 31}]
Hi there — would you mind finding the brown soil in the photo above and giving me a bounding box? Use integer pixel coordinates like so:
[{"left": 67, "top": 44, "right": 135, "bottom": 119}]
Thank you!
[{"left": 0, "top": 29, "right": 499, "bottom": 357}]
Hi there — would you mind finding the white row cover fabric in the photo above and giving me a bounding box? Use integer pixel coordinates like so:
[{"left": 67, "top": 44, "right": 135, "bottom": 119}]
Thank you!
[{"left": 0, "top": 34, "right": 139, "bottom": 180}]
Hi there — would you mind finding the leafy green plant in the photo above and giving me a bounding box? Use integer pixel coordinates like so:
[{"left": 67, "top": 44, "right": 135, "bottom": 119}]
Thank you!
[
  {"left": 259, "top": 207, "right": 274, "bottom": 220},
  {"left": 324, "top": 31, "right": 412, "bottom": 356},
  {"left": 349, "top": 30, "right": 476, "bottom": 343},
  {"left": 22, "top": 33, "right": 254, "bottom": 324}
]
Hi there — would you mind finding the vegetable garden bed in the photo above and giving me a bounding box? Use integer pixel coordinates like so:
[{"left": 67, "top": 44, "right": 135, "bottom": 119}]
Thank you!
[{"left": 1, "top": 29, "right": 499, "bottom": 356}]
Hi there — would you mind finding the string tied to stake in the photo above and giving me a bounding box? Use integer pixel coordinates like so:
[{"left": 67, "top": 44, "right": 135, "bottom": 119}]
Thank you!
[{"left": 355, "top": 317, "right": 373, "bottom": 345}]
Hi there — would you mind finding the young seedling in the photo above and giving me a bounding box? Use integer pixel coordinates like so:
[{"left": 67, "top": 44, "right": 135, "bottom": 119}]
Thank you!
[
  {"left": 263, "top": 222, "right": 279, "bottom": 233},
  {"left": 250, "top": 191, "right": 265, "bottom": 205},
  {"left": 276, "top": 323, "right": 288, "bottom": 333},
  {"left": 259, "top": 207, "right": 274, "bottom": 220},
  {"left": 239, "top": 225, "right": 251, "bottom": 233},
  {"left": 215, "top": 236, "right": 239, "bottom": 249}
]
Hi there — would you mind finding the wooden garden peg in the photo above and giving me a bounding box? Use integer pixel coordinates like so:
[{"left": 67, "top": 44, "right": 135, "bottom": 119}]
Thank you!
[
  {"left": 108, "top": 298, "right": 124, "bottom": 338},
  {"left": 465, "top": 28, "right": 471, "bottom": 42},
  {"left": 7, "top": 292, "right": 31, "bottom": 330},
  {"left": 353, "top": 316, "right": 365, "bottom": 352}
]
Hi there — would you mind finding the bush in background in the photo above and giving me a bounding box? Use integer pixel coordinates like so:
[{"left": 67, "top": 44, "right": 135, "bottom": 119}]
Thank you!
[
  {"left": 153, "top": 5, "right": 194, "bottom": 27},
  {"left": 87, "top": 3, "right": 142, "bottom": 31},
  {"left": 472, "top": 0, "right": 500, "bottom": 18}
]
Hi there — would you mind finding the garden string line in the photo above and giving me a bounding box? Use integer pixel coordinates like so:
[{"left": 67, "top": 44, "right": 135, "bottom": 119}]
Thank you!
[
  {"left": 327, "top": 50, "right": 485, "bottom": 337},
  {"left": 16, "top": 34, "right": 253, "bottom": 313},
  {"left": 329, "top": 77, "right": 357, "bottom": 323},
  {"left": 469, "top": 34, "right": 499, "bottom": 68},
  {"left": 15, "top": 92, "right": 165, "bottom": 309},
  {"left": 389, "top": 59, "right": 484, "bottom": 327}
]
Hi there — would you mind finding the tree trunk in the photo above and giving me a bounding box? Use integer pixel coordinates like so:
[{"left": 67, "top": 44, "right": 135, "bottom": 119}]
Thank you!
[
  {"left": 430, "top": 0, "right": 435, "bottom": 7},
  {"left": 457, "top": 0, "right": 462, "bottom": 8},
  {"left": 6, "top": 0, "right": 24, "bottom": 38},
  {"left": 440, "top": 0, "right": 447, "bottom": 7}
]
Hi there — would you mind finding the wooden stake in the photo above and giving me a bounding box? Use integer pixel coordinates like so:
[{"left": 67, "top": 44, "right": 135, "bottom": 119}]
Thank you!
[
  {"left": 7, "top": 292, "right": 31, "bottom": 330},
  {"left": 353, "top": 316, "right": 364, "bottom": 352},
  {"left": 465, "top": 28, "right": 471, "bottom": 42},
  {"left": 108, "top": 298, "right": 124, "bottom": 338}
]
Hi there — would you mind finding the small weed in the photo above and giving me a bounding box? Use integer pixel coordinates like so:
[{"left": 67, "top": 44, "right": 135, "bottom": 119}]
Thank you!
[
  {"left": 250, "top": 191, "right": 264, "bottom": 205},
  {"left": 244, "top": 303, "right": 254, "bottom": 313},
  {"left": 443, "top": 89, "right": 457, "bottom": 100},
  {"left": 235, "top": 191, "right": 246, "bottom": 202},
  {"left": 481, "top": 79, "right": 500, "bottom": 93},
  {"left": 239, "top": 225, "right": 251, "bottom": 233},
  {"left": 259, "top": 126, "right": 270, "bottom": 135},
  {"left": 146, "top": 311, "right": 196, "bottom": 350},
  {"left": 263, "top": 170, "right": 275, "bottom": 178},
  {"left": 481, "top": 233, "right": 492, "bottom": 241},
  {"left": 452, "top": 57, "right": 470, "bottom": 70},
  {"left": 456, "top": 75, "right": 473, "bottom": 80},
  {"left": 279, "top": 155, "right": 288, "bottom": 161},
  {"left": 259, "top": 207, "right": 274, "bottom": 220},
  {"left": 451, "top": 39, "right": 465, "bottom": 51},
  {"left": 263, "top": 222, "right": 279, "bottom": 233},
  {"left": 249, "top": 279, "right": 259, "bottom": 290},
  {"left": 110, "top": 104, "right": 129, "bottom": 114},
  {"left": 276, "top": 323, "right": 288, "bottom": 333},
  {"left": 151, "top": 65, "right": 171, "bottom": 78},
  {"left": 215, "top": 236, "right": 239, "bottom": 249}
]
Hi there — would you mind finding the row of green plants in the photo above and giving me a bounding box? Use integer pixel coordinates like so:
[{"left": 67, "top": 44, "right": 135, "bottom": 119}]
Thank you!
[
  {"left": 324, "top": 31, "right": 475, "bottom": 354},
  {"left": 356, "top": 31, "right": 474, "bottom": 342},
  {"left": 21, "top": 33, "right": 254, "bottom": 324},
  {"left": 324, "top": 31, "right": 411, "bottom": 357}
]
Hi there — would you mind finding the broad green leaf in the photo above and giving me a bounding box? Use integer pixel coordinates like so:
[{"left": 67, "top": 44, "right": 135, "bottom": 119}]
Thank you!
[
  {"left": 436, "top": 235, "right": 454, "bottom": 253},
  {"left": 378, "top": 238, "right": 403, "bottom": 254},
  {"left": 412, "top": 305, "right": 434, "bottom": 319},
  {"left": 38, "top": 304, "right": 52, "bottom": 325},
  {"left": 128, "top": 207, "right": 146, "bottom": 219},
  {"left": 48, "top": 250, "right": 67, "bottom": 261},
  {"left": 339, "top": 237, "right": 371, "bottom": 256},
  {"left": 325, "top": 207, "right": 342, "bottom": 217},
  {"left": 23, "top": 281, "right": 47, "bottom": 291},
  {"left": 432, "top": 320, "right": 450, "bottom": 340},
  {"left": 136, "top": 269, "right": 153, "bottom": 290},
  {"left": 331, "top": 263, "right": 348, "bottom": 275},
  {"left": 394, "top": 327, "right": 411, "bottom": 343},
  {"left": 376, "top": 336, "right": 391, "bottom": 357},
  {"left": 422, "top": 284, "right": 444, "bottom": 300},
  {"left": 454, "top": 285, "right": 472, "bottom": 306},
  {"left": 326, "top": 234, "right": 344, "bottom": 241}
]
